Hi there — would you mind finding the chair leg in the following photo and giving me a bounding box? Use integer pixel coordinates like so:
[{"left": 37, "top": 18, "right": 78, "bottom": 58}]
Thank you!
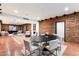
[
  {"left": 42, "top": 48, "right": 57, "bottom": 56},
  {"left": 24, "top": 50, "right": 26, "bottom": 56},
  {"left": 29, "top": 49, "right": 38, "bottom": 56},
  {"left": 55, "top": 48, "right": 58, "bottom": 56}
]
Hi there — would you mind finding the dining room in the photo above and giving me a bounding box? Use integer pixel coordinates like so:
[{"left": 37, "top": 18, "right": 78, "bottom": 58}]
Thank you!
[{"left": 0, "top": 3, "right": 79, "bottom": 56}]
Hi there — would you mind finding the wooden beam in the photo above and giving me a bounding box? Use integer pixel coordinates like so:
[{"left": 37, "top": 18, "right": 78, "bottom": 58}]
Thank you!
[
  {"left": 55, "top": 16, "right": 58, "bottom": 19},
  {"left": 49, "top": 17, "right": 53, "bottom": 20},
  {"left": 63, "top": 14, "right": 67, "bottom": 17},
  {"left": 45, "top": 19, "right": 48, "bottom": 20},
  {"left": 73, "top": 11, "right": 77, "bottom": 14}
]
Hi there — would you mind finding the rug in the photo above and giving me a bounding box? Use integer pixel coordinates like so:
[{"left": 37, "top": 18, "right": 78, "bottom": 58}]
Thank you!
[
  {"left": 57, "top": 45, "right": 67, "bottom": 56},
  {"left": 31, "top": 45, "right": 67, "bottom": 56}
]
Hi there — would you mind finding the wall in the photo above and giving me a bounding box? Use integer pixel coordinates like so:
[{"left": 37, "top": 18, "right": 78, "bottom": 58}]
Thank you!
[
  {"left": 22, "top": 24, "right": 31, "bottom": 32},
  {"left": 27, "top": 24, "right": 31, "bottom": 31},
  {"left": 1, "top": 22, "right": 39, "bottom": 36},
  {"left": 0, "top": 20, "right": 2, "bottom": 31},
  {"left": 1, "top": 23, "right": 38, "bottom": 36},
  {"left": 39, "top": 12, "right": 79, "bottom": 42},
  {"left": 39, "top": 18, "right": 56, "bottom": 35},
  {"left": 1, "top": 24, "right": 22, "bottom": 31}
]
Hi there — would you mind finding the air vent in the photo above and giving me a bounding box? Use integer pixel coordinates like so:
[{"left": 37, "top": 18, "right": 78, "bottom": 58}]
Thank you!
[{"left": 23, "top": 17, "right": 29, "bottom": 20}]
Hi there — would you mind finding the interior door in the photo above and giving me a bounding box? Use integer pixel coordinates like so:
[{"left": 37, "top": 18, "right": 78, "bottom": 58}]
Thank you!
[{"left": 56, "top": 22, "right": 65, "bottom": 40}]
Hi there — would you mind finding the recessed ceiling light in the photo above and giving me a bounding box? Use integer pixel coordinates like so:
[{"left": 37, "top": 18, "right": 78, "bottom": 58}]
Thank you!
[
  {"left": 64, "top": 7, "right": 69, "bottom": 11},
  {"left": 14, "top": 10, "right": 18, "bottom": 14}
]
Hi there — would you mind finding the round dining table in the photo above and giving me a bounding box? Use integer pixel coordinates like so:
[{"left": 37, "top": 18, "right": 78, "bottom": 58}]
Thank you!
[{"left": 31, "top": 35, "right": 58, "bottom": 56}]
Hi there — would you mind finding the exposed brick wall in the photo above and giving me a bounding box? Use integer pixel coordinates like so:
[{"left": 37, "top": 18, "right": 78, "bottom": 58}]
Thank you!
[
  {"left": 66, "top": 13, "right": 79, "bottom": 42},
  {"left": 39, "top": 19, "right": 56, "bottom": 35},
  {"left": 39, "top": 12, "right": 79, "bottom": 42}
]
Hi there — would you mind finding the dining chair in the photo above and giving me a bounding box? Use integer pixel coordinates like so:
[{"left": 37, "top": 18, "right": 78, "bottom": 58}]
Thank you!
[
  {"left": 24, "top": 40, "right": 39, "bottom": 56},
  {"left": 25, "top": 31, "right": 31, "bottom": 37},
  {"left": 54, "top": 34, "right": 64, "bottom": 51},
  {"left": 53, "top": 35, "right": 64, "bottom": 55},
  {"left": 31, "top": 36, "right": 47, "bottom": 56},
  {"left": 31, "top": 36, "right": 39, "bottom": 46},
  {"left": 46, "top": 39, "right": 59, "bottom": 56}
]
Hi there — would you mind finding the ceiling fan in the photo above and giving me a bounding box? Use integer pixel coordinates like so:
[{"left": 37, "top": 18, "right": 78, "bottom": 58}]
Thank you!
[{"left": 22, "top": 17, "right": 30, "bottom": 20}]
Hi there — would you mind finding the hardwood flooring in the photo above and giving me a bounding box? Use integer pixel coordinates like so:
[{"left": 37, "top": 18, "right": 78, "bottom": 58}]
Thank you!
[
  {"left": 63, "top": 42, "right": 79, "bottom": 56},
  {"left": 0, "top": 36, "right": 23, "bottom": 56},
  {"left": 0, "top": 36, "right": 79, "bottom": 56}
]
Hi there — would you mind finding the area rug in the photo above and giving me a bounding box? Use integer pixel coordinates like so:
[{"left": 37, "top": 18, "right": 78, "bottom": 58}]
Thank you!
[
  {"left": 57, "top": 45, "right": 67, "bottom": 56},
  {"left": 31, "top": 45, "right": 67, "bottom": 56},
  {"left": 13, "top": 44, "right": 67, "bottom": 56}
]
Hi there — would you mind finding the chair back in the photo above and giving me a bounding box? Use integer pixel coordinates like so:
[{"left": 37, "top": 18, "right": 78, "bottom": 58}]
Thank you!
[
  {"left": 25, "top": 31, "right": 30, "bottom": 35},
  {"left": 54, "top": 34, "right": 64, "bottom": 45},
  {"left": 31, "top": 36, "right": 39, "bottom": 46},
  {"left": 49, "top": 39, "right": 58, "bottom": 49},
  {"left": 31, "top": 36, "right": 37, "bottom": 41},
  {"left": 24, "top": 40, "right": 30, "bottom": 51}
]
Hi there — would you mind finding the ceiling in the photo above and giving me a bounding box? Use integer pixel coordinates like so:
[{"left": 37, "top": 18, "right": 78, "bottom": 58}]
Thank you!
[{"left": 0, "top": 3, "right": 79, "bottom": 24}]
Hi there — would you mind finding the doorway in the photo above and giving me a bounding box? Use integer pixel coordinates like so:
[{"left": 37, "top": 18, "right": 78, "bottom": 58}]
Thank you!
[{"left": 55, "top": 22, "right": 66, "bottom": 41}]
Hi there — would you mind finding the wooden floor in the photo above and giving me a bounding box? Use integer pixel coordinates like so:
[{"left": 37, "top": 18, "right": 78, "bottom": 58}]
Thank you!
[
  {"left": 64, "top": 42, "right": 79, "bottom": 56},
  {"left": 0, "top": 36, "right": 23, "bottom": 56},
  {"left": 0, "top": 36, "right": 79, "bottom": 56}
]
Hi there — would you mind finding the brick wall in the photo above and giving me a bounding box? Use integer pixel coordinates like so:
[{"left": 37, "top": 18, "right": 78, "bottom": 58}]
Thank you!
[
  {"left": 39, "top": 12, "right": 79, "bottom": 42},
  {"left": 39, "top": 18, "right": 56, "bottom": 35}
]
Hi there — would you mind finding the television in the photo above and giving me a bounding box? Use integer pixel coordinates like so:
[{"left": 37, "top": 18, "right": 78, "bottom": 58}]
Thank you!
[{"left": 9, "top": 26, "right": 16, "bottom": 31}]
